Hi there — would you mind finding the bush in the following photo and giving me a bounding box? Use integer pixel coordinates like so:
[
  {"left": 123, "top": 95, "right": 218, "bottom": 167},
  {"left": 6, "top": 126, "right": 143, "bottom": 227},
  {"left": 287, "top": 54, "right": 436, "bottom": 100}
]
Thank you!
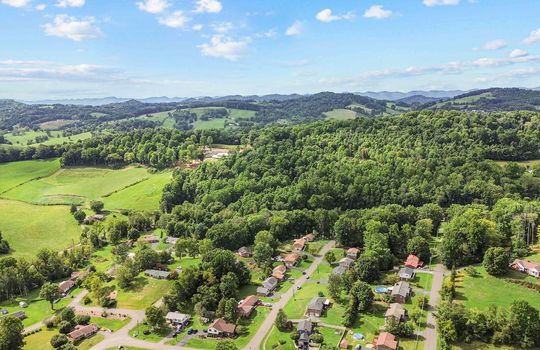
[
  {"left": 60, "top": 307, "right": 75, "bottom": 323},
  {"left": 75, "top": 314, "right": 90, "bottom": 325},
  {"left": 50, "top": 334, "right": 68, "bottom": 348},
  {"left": 58, "top": 321, "right": 73, "bottom": 334},
  {"left": 310, "top": 333, "right": 324, "bottom": 343},
  {"left": 464, "top": 266, "right": 479, "bottom": 277},
  {"left": 44, "top": 318, "right": 55, "bottom": 328},
  {"left": 82, "top": 295, "right": 92, "bottom": 305},
  {"left": 416, "top": 295, "right": 429, "bottom": 310},
  {"left": 73, "top": 210, "right": 86, "bottom": 223}
]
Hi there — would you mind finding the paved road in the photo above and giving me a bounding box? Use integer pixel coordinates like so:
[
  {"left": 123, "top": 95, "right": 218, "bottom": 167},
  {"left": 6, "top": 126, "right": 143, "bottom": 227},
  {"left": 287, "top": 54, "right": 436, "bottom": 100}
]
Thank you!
[
  {"left": 245, "top": 240, "right": 336, "bottom": 350},
  {"left": 422, "top": 263, "right": 447, "bottom": 350}
]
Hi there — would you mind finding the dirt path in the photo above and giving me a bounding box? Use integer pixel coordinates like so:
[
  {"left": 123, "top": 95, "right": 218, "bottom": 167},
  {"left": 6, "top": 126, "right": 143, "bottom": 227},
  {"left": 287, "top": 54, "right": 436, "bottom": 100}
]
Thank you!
[{"left": 245, "top": 240, "right": 336, "bottom": 350}]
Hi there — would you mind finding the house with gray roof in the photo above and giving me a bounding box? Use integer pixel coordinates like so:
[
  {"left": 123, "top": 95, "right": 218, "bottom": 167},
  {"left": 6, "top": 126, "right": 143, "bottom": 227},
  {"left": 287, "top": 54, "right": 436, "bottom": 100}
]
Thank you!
[
  {"left": 257, "top": 276, "right": 279, "bottom": 296},
  {"left": 297, "top": 320, "right": 313, "bottom": 350},
  {"left": 391, "top": 281, "right": 411, "bottom": 303},
  {"left": 144, "top": 269, "right": 170, "bottom": 280},
  {"left": 306, "top": 297, "right": 330, "bottom": 317},
  {"left": 332, "top": 265, "right": 347, "bottom": 276},
  {"left": 398, "top": 267, "right": 415, "bottom": 281},
  {"left": 339, "top": 257, "right": 355, "bottom": 269}
]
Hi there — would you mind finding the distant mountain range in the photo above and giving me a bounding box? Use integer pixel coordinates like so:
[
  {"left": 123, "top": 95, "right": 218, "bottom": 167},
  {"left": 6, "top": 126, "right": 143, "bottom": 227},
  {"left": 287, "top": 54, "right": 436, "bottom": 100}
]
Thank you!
[{"left": 21, "top": 90, "right": 473, "bottom": 106}]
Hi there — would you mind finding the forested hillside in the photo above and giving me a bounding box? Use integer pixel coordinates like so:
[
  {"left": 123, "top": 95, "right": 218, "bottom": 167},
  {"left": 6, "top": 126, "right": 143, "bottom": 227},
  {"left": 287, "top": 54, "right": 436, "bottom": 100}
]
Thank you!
[{"left": 424, "top": 88, "right": 540, "bottom": 112}]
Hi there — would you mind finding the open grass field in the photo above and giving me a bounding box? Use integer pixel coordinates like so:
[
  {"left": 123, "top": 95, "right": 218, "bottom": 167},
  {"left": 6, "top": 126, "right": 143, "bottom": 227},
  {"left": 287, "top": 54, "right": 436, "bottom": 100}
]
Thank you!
[
  {"left": 324, "top": 108, "right": 357, "bottom": 120},
  {"left": 38, "top": 119, "right": 75, "bottom": 130},
  {"left": 3, "top": 166, "right": 150, "bottom": 205},
  {"left": 264, "top": 326, "right": 296, "bottom": 350},
  {"left": 90, "top": 316, "right": 131, "bottom": 332},
  {"left": 455, "top": 266, "right": 540, "bottom": 310},
  {"left": 103, "top": 170, "right": 172, "bottom": 211},
  {"left": 0, "top": 159, "right": 60, "bottom": 193},
  {"left": 0, "top": 199, "right": 80, "bottom": 258},
  {"left": 193, "top": 117, "right": 227, "bottom": 130},
  {"left": 4, "top": 130, "right": 91, "bottom": 146}
]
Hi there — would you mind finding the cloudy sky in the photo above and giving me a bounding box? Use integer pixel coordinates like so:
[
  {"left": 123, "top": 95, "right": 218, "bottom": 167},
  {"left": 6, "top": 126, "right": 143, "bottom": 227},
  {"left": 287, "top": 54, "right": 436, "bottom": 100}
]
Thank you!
[{"left": 1, "top": 0, "right": 540, "bottom": 99}]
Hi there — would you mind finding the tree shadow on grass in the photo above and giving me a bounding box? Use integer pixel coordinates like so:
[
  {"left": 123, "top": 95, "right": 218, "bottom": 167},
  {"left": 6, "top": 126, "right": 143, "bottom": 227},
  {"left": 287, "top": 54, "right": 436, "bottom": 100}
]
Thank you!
[{"left": 124, "top": 275, "right": 149, "bottom": 293}]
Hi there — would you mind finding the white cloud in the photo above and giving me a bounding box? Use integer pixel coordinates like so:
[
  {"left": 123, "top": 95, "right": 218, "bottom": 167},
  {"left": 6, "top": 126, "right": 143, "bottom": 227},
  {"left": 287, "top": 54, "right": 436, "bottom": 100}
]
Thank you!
[
  {"left": 477, "top": 39, "right": 506, "bottom": 51},
  {"left": 523, "top": 28, "right": 540, "bottom": 45},
  {"left": 509, "top": 49, "right": 528, "bottom": 58},
  {"left": 256, "top": 29, "right": 277, "bottom": 39},
  {"left": 423, "top": 0, "right": 460, "bottom": 6},
  {"left": 192, "top": 24, "right": 203, "bottom": 31},
  {"left": 158, "top": 11, "right": 190, "bottom": 28},
  {"left": 56, "top": 0, "right": 84, "bottom": 8},
  {"left": 1, "top": 0, "right": 31, "bottom": 8},
  {"left": 136, "top": 0, "right": 169, "bottom": 14},
  {"left": 285, "top": 21, "right": 303, "bottom": 36},
  {"left": 315, "top": 9, "right": 354, "bottom": 23},
  {"left": 35, "top": 3, "right": 46, "bottom": 10},
  {"left": 194, "top": 0, "right": 221, "bottom": 13},
  {"left": 363, "top": 5, "right": 392, "bottom": 19},
  {"left": 198, "top": 35, "right": 248, "bottom": 61},
  {"left": 211, "top": 22, "right": 233, "bottom": 33},
  {"left": 43, "top": 15, "right": 102, "bottom": 41}
]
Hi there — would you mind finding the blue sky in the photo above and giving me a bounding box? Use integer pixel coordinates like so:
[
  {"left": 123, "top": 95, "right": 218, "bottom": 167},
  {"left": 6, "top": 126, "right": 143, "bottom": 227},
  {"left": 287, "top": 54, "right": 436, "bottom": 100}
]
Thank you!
[{"left": 1, "top": 0, "right": 540, "bottom": 99}]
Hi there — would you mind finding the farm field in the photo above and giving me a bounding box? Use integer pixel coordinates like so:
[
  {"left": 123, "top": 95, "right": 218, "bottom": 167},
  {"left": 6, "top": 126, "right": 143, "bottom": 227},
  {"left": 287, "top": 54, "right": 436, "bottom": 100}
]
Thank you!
[
  {"left": 2, "top": 166, "right": 150, "bottom": 205},
  {"left": 0, "top": 158, "right": 60, "bottom": 193},
  {"left": 323, "top": 108, "right": 357, "bottom": 120},
  {"left": 0, "top": 199, "right": 80, "bottom": 258},
  {"left": 103, "top": 170, "right": 172, "bottom": 211},
  {"left": 4, "top": 130, "right": 92, "bottom": 146},
  {"left": 455, "top": 266, "right": 540, "bottom": 310}
]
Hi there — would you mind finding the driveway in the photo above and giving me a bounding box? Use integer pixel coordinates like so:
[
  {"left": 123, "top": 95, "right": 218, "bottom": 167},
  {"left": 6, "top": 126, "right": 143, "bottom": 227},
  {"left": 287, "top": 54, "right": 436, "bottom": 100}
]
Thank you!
[
  {"left": 422, "top": 263, "right": 447, "bottom": 350},
  {"left": 245, "top": 240, "right": 336, "bottom": 350}
]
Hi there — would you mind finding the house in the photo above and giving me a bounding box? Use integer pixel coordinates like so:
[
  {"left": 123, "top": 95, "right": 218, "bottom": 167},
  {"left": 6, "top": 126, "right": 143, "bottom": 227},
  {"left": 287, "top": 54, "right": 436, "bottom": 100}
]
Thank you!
[
  {"left": 165, "top": 236, "right": 179, "bottom": 245},
  {"left": 257, "top": 277, "right": 279, "bottom": 296},
  {"left": 306, "top": 297, "right": 330, "bottom": 317},
  {"left": 332, "top": 265, "right": 347, "bottom": 276},
  {"left": 346, "top": 248, "right": 360, "bottom": 260},
  {"left": 238, "top": 295, "right": 259, "bottom": 318},
  {"left": 165, "top": 312, "right": 191, "bottom": 326},
  {"left": 398, "top": 267, "right": 415, "bottom": 281},
  {"left": 385, "top": 303, "right": 407, "bottom": 324},
  {"left": 404, "top": 254, "right": 423, "bottom": 269},
  {"left": 511, "top": 259, "right": 540, "bottom": 278},
  {"left": 391, "top": 282, "right": 411, "bottom": 304},
  {"left": 59, "top": 279, "right": 76, "bottom": 295},
  {"left": 374, "top": 332, "right": 398, "bottom": 350},
  {"left": 272, "top": 265, "right": 287, "bottom": 281},
  {"left": 92, "top": 214, "right": 105, "bottom": 221},
  {"left": 283, "top": 254, "right": 299, "bottom": 268},
  {"left": 68, "top": 324, "right": 99, "bottom": 343},
  {"left": 144, "top": 269, "right": 170, "bottom": 280},
  {"left": 297, "top": 319, "right": 313, "bottom": 350},
  {"left": 208, "top": 318, "right": 236, "bottom": 338},
  {"left": 237, "top": 246, "right": 253, "bottom": 258},
  {"left": 142, "top": 235, "right": 160, "bottom": 244},
  {"left": 7, "top": 311, "right": 26, "bottom": 320},
  {"left": 303, "top": 233, "right": 316, "bottom": 242},
  {"left": 339, "top": 257, "right": 355, "bottom": 269},
  {"left": 293, "top": 238, "right": 306, "bottom": 252}
]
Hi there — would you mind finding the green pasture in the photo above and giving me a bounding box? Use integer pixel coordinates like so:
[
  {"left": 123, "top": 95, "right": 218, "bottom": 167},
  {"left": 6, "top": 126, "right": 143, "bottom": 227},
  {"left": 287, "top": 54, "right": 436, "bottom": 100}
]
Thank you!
[
  {"left": 103, "top": 171, "right": 172, "bottom": 211},
  {"left": 3, "top": 166, "right": 149, "bottom": 205},
  {"left": 4, "top": 130, "right": 91, "bottom": 146},
  {"left": 0, "top": 159, "right": 60, "bottom": 193},
  {"left": 0, "top": 199, "right": 80, "bottom": 258},
  {"left": 324, "top": 108, "right": 357, "bottom": 120}
]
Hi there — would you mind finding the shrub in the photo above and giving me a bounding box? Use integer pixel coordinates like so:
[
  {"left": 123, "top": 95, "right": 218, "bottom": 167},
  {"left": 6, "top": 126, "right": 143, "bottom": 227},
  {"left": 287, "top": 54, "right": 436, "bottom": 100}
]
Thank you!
[
  {"left": 75, "top": 314, "right": 90, "bottom": 325},
  {"left": 50, "top": 334, "right": 68, "bottom": 348},
  {"left": 82, "top": 295, "right": 92, "bottom": 305},
  {"left": 58, "top": 321, "right": 73, "bottom": 334},
  {"left": 464, "top": 266, "right": 479, "bottom": 277},
  {"left": 310, "top": 334, "right": 324, "bottom": 343}
]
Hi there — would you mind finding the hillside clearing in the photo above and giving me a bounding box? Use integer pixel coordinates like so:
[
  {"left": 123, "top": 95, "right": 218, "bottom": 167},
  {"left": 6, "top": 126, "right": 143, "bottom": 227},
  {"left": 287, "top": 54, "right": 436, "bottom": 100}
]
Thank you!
[
  {"left": 0, "top": 199, "right": 80, "bottom": 257},
  {"left": 324, "top": 108, "right": 357, "bottom": 120},
  {"left": 0, "top": 158, "right": 60, "bottom": 193}
]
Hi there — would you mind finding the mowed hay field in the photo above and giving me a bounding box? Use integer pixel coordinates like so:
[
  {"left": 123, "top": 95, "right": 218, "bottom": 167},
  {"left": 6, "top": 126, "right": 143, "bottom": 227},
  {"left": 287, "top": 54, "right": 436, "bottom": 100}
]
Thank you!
[
  {"left": 2, "top": 166, "right": 151, "bottom": 205},
  {"left": 0, "top": 158, "right": 60, "bottom": 193},
  {"left": 0, "top": 199, "right": 80, "bottom": 258},
  {"left": 103, "top": 170, "right": 172, "bottom": 211}
]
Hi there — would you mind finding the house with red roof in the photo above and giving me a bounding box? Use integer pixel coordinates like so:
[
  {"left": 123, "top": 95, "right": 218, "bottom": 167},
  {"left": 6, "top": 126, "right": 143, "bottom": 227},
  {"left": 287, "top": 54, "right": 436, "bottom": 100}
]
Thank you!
[
  {"left": 238, "top": 295, "right": 259, "bottom": 318},
  {"left": 375, "top": 332, "right": 398, "bottom": 350},
  {"left": 404, "top": 254, "right": 423, "bottom": 269},
  {"left": 511, "top": 259, "right": 540, "bottom": 278}
]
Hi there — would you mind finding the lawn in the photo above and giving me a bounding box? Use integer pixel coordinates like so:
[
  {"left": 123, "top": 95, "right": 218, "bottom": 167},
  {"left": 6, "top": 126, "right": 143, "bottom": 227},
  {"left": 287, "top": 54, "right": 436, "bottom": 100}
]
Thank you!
[
  {"left": 23, "top": 327, "right": 57, "bottom": 350},
  {"left": 323, "top": 108, "right": 357, "bottom": 120},
  {"left": 129, "top": 322, "right": 172, "bottom": 342},
  {"left": 264, "top": 326, "right": 296, "bottom": 350},
  {"left": 3, "top": 166, "right": 150, "bottom": 205},
  {"left": 0, "top": 199, "right": 81, "bottom": 258},
  {"left": 412, "top": 272, "right": 434, "bottom": 291},
  {"left": 455, "top": 266, "right": 540, "bottom": 310},
  {"left": 0, "top": 288, "right": 81, "bottom": 327},
  {"left": 193, "top": 118, "right": 227, "bottom": 130},
  {"left": 112, "top": 275, "right": 171, "bottom": 310},
  {"left": 90, "top": 316, "right": 131, "bottom": 331},
  {"left": 0, "top": 159, "right": 60, "bottom": 193},
  {"left": 103, "top": 170, "right": 172, "bottom": 211},
  {"left": 318, "top": 327, "right": 345, "bottom": 348},
  {"left": 526, "top": 252, "right": 540, "bottom": 263}
]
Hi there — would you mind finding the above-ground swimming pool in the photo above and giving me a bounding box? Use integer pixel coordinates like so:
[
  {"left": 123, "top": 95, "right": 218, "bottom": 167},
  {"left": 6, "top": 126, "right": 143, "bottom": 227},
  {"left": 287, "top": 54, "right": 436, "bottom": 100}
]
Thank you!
[{"left": 374, "top": 286, "right": 388, "bottom": 293}]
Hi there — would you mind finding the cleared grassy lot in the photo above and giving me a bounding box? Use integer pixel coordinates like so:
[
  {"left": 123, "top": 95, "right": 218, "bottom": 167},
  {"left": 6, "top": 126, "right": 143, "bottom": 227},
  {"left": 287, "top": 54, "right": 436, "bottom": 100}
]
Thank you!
[
  {"left": 3, "top": 166, "right": 149, "bottom": 205},
  {"left": 324, "top": 108, "right": 357, "bottom": 120},
  {"left": 0, "top": 199, "right": 80, "bottom": 258},
  {"left": 0, "top": 159, "right": 60, "bottom": 193},
  {"left": 455, "top": 266, "right": 540, "bottom": 310},
  {"left": 103, "top": 171, "right": 172, "bottom": 211},
  {"left": 4, "top": 130, "right": 91, "bottom": 146}
]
